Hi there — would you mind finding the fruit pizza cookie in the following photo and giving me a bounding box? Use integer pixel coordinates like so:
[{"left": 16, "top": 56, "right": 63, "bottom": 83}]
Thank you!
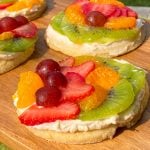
[
  {"left": 13, "top": 56, "right": 149, "bottom": 144},
  {"left": 45, "top": 0, "right": 146, "bottom": 57},
  {"left": 0, "top": 15, "right": 37, "bottom": 74},
  {"left": 0, "top": 0, "right": 46, "bottom": 20}
]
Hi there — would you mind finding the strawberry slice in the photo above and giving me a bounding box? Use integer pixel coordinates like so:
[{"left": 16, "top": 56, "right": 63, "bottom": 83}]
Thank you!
[
  {"left": 110, "top": 7, "right": 121, "bottom": 18},
  {"left": 0, "top": 2, "right": 13, "bottom": 9},
  {"left": 120, "top": 7, "right": 128, "bottom": 17},
  {"left": 62, "top": 61, "right": 95, "bottom": 78},
  {"left": 19, "top": 102, "right": 80, "bottom": 126},
  {"left": 60, "top": 72, "right": 94, "bottom": 102},
  {"left": 82, "top": 3, "right": 116, "bottom": 17},
  {"left": 59, "top": 57, "right": 75, "bottom": 67},
  {"left": 126, "top": 7, "right": 138, "bottom": 18},
  {"left": 12, "top": 22, "right": 37, "bottom": 38}
]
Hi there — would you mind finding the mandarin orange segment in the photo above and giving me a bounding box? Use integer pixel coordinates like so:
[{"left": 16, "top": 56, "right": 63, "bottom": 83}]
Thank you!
[
  {"left": 79, "top": 85, "right": 108, "bottom": 111},
  {"left": 7, "top": 1, "right": 26, "bottom": 11},
  {"left": 86, "top": 65, "right": 119, "bottom": 90},
  {"left": 90, "top": 0, "right": 125, "bottom": 7},
  {"left": 7, "top": 0, "right": 43, "bottom": 11},
  {"left": 104, "top": 17, "right": 136, "bottom": 29},
  {"left": 65, "top": 4, "right": 86, "bottom": 25},
  {"left": 17, "top": 71, "right": 44, "bottom": 108},
  {"left": 0, "top": 32, "right": 14, "bottom": 40}
]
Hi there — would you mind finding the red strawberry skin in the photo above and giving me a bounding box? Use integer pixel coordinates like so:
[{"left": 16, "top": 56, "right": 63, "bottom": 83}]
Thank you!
[
  {"left": 0, "top": 3, "right": 13, "bottom": 9},
  {"left": 19, "top": 102, "right": 80, "bottom": 126},
  {"left": 60, "top": 72, "right": 94, "bottom": 102},
  {"left": 12, "top": 22, "right": 37, "bottom": 38},
  {"left": 62, "top": 61, "right": 95, "bottom": 78}
]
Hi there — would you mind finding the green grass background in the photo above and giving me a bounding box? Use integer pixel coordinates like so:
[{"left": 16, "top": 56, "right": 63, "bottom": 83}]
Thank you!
[
  {"left": 121, "top": 0, "right": 150, "bottom": 6},
  {"left": 0, "top": 0, "right": 150, "bottom": 149}
]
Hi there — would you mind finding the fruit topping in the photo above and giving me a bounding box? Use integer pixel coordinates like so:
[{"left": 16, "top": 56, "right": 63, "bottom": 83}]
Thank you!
[
  {"left": 12, "top": 22, "right": 37, "bottom": 38},
  {"left": 7, "top": 0, "right": 43, "bottom": 11},
  {"left": 45, "top": 71, "right": 68, "bottom": 88},
  {"left": 65, "top": 4, "right": 86, "bottom": 25},
  {"left": 19, "top": 102, "right": 80, "bottom": 126},
  {"left": 86, "top": 64, "right": 119, "bottom": 90},
  {"left": 79, "top": 79, "right": 135, "bottom": 120},
  {"left": 79, "top": 85, "right": 108, "bottom": 111},
  {"left": 62, "top": 61, "right": 95, "bottom": 78},
  {"left": 0, "top": 2, "right": 14, "bottom": 9},
  {"left": 61, "top": 72, "right": 94, "bottom": 102},
  {"left": 104, "top": 17, "right": 136, "bottom": 29},
  {"left": 36, "top": 59, "right": 61, "bottom": 81},
  {"left": 36, "top": 86, "right": 62, "bottom": 107},
  {"left": 0, "top": 32, "right": 14, "bottom": 40},
  {"left": 14, "top": 15, "right": 29, "bottom": 26},
  {"left": 59, "top": 57, "right": 75, "bottom": 67},
  {"left": 17, "top": 71, "right": 44, "bottom": 108},
  {"left": 85, "top": 11, "right": 107, "bottom": 27},
  {"left": 82, "top": 3, "right": 116, "bottom": 17},
  {"left": 90, "top": 0, "right": 125, "bottom": 8},
  {"left": 0, "top": 17, "right": 19, "bottom": 32},
  {"left": 0, "top": 38, "right": 37, "bottom": 52}
]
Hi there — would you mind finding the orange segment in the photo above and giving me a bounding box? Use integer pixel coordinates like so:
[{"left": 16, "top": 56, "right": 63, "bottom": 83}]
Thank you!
[
  {"left": 86, "top": 64, "right": 120, "bottom": 90},
  {"left": 90, "top": 0, "right": 125, "bottom": 7},
  {"left": 17, "top": 71, "right": 44, "bottom": 108},
  {"left": 7, "top": 0, "right": 43, "bottom": 11},
  {"left": 0, "top": 32, "right": 14, "bottom": 40},
  {"left": 79, "top": 85, "right": 108, "bottom": 111},
  {"left": 104, "top": 17, "right": 136, "bottom": 29},
  {"left": 65, "top": 4, "right": 86, "bottom": 25}
]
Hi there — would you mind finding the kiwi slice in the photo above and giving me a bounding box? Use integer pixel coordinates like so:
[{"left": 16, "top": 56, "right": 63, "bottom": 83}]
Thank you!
[
  {"left": 104, "top": 59, "right": 146, "bottom": 95},
  {"left": 0, "top": 38, "right": 36, "bottom": 52},
  {"left": 51, "top": 12, "right": 64, "bottom": 34},
  {"left": 51, "top": 12, "right": 140, "bottom": 44},
  {"left": 79, "top": 79, "right": 135, "bottom": 121}
]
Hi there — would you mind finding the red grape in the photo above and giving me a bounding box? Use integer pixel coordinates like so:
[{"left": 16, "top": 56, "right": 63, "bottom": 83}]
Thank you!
[
  {"left": 15, "top": 15, "right": 29, "bottom": 26},
  {"left": 36, "top": 59, "right": 61, "bottom": 80},
  {"left": 0, "top": 17, "right": 19, "bottom": 32},
  {"left": 45, "top": 71, "right": 67, "bottom": 87},
  {"left": 36, "top": 86, "right": 61, "bottom": 107},
  {"left": 85, "top": 11, "right": 107, "bottom": 27}
]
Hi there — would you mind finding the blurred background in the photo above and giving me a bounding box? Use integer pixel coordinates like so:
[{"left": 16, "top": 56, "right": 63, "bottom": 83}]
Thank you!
[{"left": 121, "top": 0, "right": 150, "bottom": 6}]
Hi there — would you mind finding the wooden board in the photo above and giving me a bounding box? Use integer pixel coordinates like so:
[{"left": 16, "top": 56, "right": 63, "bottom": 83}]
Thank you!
[{"left": 0, "top": 0, "right": 150, "bottom": 149}]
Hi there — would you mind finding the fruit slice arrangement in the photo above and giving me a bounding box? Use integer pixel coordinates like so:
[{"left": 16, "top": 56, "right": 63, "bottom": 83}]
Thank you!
[
  {"left": 0, "top": 16, "right": 37, "bottom": 52},
  {"left": 0, "top": 0, "right": 44, "bottom": 11},
  {"left": 51, "top": 0, "right": 140, "bottom": 44},
  {"left": 14, "top": 56, "right": 146, "bottom": 126}
]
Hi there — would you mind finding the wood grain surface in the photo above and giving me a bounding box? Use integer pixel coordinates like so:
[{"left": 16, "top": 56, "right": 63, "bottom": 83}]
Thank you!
[{"left": 0, "top": 0, "right": 150, "bottom": 149}]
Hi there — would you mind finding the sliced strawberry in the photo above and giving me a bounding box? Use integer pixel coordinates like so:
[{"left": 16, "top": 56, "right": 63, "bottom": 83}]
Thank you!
[
  {"left": 60, "top": 72, "right": 94, "bottom": 102},
  {"left": 62, "top": 61, "right": 95, "bottom": 78},
  {"left": 126, "top": 7, "right": 138, "bottom": 18},
  {"left": 82, "top": 3, "right": 116, "bottom": 17},
  {"left": 59, "top": 57, "right": 75, "bottom": 67},
  {"left": 0, "top": 2, "right": 13, "bottom": 9},
  {"left": 81, "top": 2, "right": 94, "bottom": 15},
  {"left": 110, "top": 7, "right": 121, "bottom": 18},
  {"left": 19, "top": 102, "right": 80, "bottom": 126},
  {"left": 12, "top": 22, "right": 37, "bottom": 38},
  {"left": 120, "top": 7, "right": 128, "bottom": 17},
  {"left": 96, "top": 4, "right": 116, "bottom": 17}
]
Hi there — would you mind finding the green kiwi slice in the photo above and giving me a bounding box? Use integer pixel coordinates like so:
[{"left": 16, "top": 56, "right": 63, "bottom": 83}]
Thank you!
[{"left": 79, "top": 79, "right": 135, "bottom": 120}]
